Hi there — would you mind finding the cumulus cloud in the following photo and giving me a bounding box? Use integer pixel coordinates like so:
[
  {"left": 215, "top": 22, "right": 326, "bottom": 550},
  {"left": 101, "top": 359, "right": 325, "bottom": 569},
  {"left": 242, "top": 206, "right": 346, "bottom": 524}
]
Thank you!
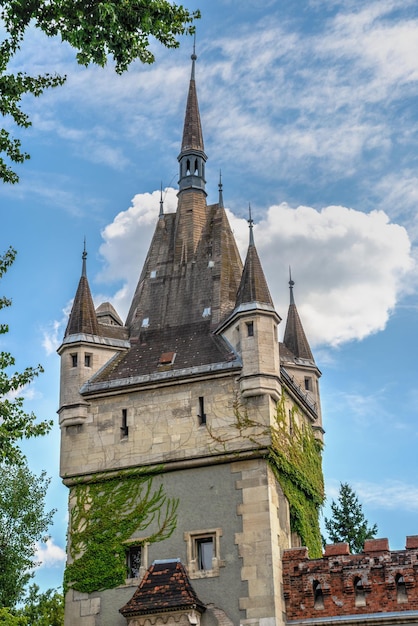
[
  {"left": 326, "top": 478, "right": 418, "bottom": 513},
  {"left": 35, "top": 538, "right": 66, "bottom": 568},
  {"left": 97, "top": 189, "right": 414, "bottom": 347}
]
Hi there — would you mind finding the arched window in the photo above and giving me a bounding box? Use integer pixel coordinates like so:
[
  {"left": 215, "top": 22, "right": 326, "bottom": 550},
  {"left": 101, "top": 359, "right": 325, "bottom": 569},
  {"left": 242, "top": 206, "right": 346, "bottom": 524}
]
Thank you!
[
  {"left": 186, "top": 159, "right": 191, "bottom": 174},
  {"left": 396, "top": 574, "right": 408, "bottom": 603},
  {"left": 313, "top": 580, "right": 324, "bottom": 609},
  {"left": 194, "top": 158, "right": 198, "bottom": 174},
  {"left": 354, "top": 576, "right": 366, "bottom": 606}
]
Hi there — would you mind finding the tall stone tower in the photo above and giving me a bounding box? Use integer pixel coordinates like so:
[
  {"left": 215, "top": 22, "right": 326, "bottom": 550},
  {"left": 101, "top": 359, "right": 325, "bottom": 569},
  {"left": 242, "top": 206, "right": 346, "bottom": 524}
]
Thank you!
[{"left": 58, "top": 52, "right": 324, "bottom": 626}]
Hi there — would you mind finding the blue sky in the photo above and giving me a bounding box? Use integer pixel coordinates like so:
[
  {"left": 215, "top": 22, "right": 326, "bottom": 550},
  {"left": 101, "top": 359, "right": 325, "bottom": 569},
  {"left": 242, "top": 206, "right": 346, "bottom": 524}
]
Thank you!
[{"left": 2, "top": 0, "right": 418, "bottom": 592}]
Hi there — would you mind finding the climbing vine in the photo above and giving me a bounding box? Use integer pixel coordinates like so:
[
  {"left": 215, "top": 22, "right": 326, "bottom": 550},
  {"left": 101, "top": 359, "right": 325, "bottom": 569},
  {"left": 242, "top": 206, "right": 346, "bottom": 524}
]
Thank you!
[
  {"left": 268, "top": 394, "right": 324, "bottom": 557},
  {"left": 208, "top": 392, "right": 324, "bottom": 558},
  {"left": 64, "top": 467, "right": 178, "bottom": 594}
]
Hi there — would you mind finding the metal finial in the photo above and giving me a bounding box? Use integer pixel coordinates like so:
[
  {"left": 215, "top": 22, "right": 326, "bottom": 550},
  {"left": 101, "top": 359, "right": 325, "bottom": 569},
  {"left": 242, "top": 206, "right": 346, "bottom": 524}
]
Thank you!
[
  {"left": 82, "top": 238, "right": 87, "bottom": 277},
  {"left": 248, "top": 204, "right": 254, "bottom": 246},
  {"left": 191, "top": 33, "right": 197, "bottom": 79},
  {"left": 289, "top": 266, "right": 295, "bottom": 304},
  {"left": 159, "top": 182, "right": 164, "bottom": 218},
  {"left": 218, "top": 170, "right": 224, "bottom": 208}
]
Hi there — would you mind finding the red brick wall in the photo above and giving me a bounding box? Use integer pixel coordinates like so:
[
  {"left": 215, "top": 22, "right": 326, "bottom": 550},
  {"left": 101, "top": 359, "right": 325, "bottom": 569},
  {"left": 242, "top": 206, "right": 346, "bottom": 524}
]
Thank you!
[{"left": 282, "top": 537, "right": 418, "bottom": 620}]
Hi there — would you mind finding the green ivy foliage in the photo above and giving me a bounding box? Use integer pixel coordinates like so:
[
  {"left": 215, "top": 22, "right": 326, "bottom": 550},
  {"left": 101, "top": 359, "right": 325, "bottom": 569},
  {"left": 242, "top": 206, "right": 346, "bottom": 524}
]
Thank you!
[
  {"left": 64, "top": 468, "right": 178, "bottom": 594},
  {"left": 268, "top": 395, "right": 324, "bottom": 558}
]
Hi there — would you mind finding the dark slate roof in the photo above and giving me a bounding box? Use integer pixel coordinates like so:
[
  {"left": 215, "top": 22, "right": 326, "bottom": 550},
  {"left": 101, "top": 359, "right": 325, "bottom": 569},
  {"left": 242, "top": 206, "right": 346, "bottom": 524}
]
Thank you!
[
  {"left": 283, "top": 300, "right": 314, "bottom": 362},
  {"left": 119, "top": 560, "right": 206, "bottom": 618},
  {"left": 90, "top": 321, "right": 237, "bottom": 383},
  {"left": 65, "top": 274, "right": 99, "bottom": 337},
  {"left": 235, "top": 242, "right": 274, "bottom": 308},
  {"left": 181, "top": 57, "right": 204, "bottom": 153}
]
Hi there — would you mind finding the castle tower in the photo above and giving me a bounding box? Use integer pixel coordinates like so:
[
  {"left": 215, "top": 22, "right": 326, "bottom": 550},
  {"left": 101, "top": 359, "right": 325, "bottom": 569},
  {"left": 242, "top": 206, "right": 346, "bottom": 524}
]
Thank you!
[{"left": 59, "top": 51, "right": 324, "bottom": 626}]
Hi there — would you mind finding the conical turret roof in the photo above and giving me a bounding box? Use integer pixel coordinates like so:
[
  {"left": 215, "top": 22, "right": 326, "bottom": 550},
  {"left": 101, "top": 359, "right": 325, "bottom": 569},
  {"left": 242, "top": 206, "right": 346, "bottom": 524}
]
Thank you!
[
  {"left": 65, "top": 246, "right": 99, "bottom": 337},
  {"left": 283, "top": 275, "right": 314, "bottom": 361},
  {"left": 180, "top": 51, "right": 204, "bottom": 153},
  {"left": 235, "top": 212, "right": 274, "bottom": 308}
]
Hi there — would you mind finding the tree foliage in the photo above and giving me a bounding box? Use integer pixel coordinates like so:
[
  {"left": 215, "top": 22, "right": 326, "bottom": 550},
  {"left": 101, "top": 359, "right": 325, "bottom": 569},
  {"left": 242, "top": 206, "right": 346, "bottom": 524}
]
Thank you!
[
  {"left": 324, "top": 482, "right": 377, "bottom": 554},
  {"left": 0, "top": 462, "right": 55, "bottom": 608},
  {"left": 0, "top": 247, "right": 52, "bottom": 466},
  {"left": 15, "top": 585, "right": 64, "bottom": 626},
  {"left": 1, "top": 0, "right": 200, "bottom": 182}
]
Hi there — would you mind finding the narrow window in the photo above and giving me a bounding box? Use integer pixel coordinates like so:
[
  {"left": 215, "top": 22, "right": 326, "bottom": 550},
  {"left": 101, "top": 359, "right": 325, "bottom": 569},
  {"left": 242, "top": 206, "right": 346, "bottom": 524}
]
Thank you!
[
  {"left": 246, "top": 321, "right": 254, "bottom": 337},
  {"left": 196, "top": 536, "right": 214, "bottom": 570},
  {"left": 141, "top": 317, "right": 149, "bottom": 328},
  {"left": 126, "top": 545, "right": 142, "bottom": 578},
  {"left": 71, "top": 353, "right": 78, "bottom": 367},
  {"left": 288, "top": 409, "right": 293, "bottom": 436},
  {"left": 198, "top": 397, "right": 206, "bottom": 425},
  {"left": 396, "top": 574, "right": 408, "bottom": 603},
  {"left": 304, "top": 377, "right": 312, "bottom": 391},
  {"left": 186, "top": 158, "right": 191, "bottom": 174},
  {"left": 84, "top": 353, "right": 91, "bottom": 368},
  {"left": 313, "top": 581, "right": 324, "bottom": 609},
  {"left": 354, "top": 577, "right": 366, "bottom": 606},
  {"left": 202, "top": 307, "right": 211, "bottom": 318},
  {"left": 121, "top": 409, "right": 128, "bottom": 438}
]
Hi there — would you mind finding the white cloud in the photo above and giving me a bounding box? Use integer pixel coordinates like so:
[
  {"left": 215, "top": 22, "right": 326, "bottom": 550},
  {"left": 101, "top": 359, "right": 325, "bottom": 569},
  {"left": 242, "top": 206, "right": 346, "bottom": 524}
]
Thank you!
[
  {"left": 324, "top": 477, "right": 418, "bottom": 514},
  {"left": 97, "top": 191, "right": 414, "bottom": 347},
  {"left": 35, "top": 538, "right": 66, "bottom": 568}
]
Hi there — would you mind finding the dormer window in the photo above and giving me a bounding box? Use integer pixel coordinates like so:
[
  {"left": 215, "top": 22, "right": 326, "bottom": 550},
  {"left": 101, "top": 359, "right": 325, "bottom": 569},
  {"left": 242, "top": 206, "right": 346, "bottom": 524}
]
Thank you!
[{"left": 202, "top": 307, "right": 211, "bottom": 318}]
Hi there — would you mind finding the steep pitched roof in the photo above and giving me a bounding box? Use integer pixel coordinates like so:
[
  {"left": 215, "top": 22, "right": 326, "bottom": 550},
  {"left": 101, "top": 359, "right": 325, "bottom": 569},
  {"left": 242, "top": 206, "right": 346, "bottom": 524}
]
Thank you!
[
  {"left": 65, "top": 248, "right": 99, "bottom": 337},
  {"left": 181, "top": 53, "right": 204, "bottom": 153},
  {"left": 235, "top": 219, "right": 274, "bottom": 308},
  {"left": 283, "top": 278, "right": 314, "bottom": 362},
  {"left": 119, "top": 560, "right": 206, "bottom": 618}
]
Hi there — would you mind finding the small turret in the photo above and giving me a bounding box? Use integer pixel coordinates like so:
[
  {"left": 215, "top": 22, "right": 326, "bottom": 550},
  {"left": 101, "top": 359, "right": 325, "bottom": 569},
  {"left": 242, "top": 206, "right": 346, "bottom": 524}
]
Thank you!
[{"left": 218, "top": 208, "right": 281, "bottom": 400}]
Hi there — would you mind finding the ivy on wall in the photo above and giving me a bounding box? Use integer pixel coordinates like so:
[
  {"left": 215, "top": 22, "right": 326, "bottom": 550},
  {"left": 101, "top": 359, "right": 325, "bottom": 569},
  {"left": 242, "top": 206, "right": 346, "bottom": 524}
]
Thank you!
[
  {"left": 64, "top": 468, "right": 178, "bottom": 594},
  {"left": 268, "top": 395, "right": 324, "bottom": 558}
]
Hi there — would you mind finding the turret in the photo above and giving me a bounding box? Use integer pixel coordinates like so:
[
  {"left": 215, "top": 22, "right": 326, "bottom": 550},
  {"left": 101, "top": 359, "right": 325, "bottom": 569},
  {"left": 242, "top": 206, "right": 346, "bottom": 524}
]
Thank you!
[{"left": 217, "top": 209, "right": 281, "bottom": 400}]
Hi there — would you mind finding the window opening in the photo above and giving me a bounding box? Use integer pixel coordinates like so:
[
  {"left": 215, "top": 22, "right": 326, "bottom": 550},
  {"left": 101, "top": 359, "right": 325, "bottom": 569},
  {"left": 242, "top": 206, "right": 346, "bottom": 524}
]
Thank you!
[
  {"left": 141, "top": 317, "right": 149, "bottom": 328},
  {"left": 121, "top": 409, "right": 128, "bottom": 438},
  {"left": 396, "top": 574, "right": 408, "bottom": 603},
  {"left": 71, "top": 353, "right": 78, "bottom": 367},
  {"left": 196, "top": 537, "right": 213, "bottom": 570},
  {"left": 354, "top": 577, "right": 366, "bottom": 606},
  {"left": 304, "top": 377, "right": 312, "bottom": 391},
  {"left": 194, "top": 158, "right": 198, "bottom": 174},
  {"left": 198, "top": 397, "right": 206, "bottom": 425},
  {"left": 186, "top": 159, "right": 191, "bottom": 174},
  {"left": 126, "top": 545, "right": 142, "bottom": 578},
  {"left": 313, "top": 580, "right": 324, "bottom": 609},
  {"left": 150, "top": 270, "right": 157, "bottom": 278},
  {"left": 202, "top": 307, "right": 211, "bottom": 318},
  {"left": 84, "top": 353, "right": 91, "bottom": 368},
  {"left": 246, "top": 321, "right": 254, "bottom": 337}
]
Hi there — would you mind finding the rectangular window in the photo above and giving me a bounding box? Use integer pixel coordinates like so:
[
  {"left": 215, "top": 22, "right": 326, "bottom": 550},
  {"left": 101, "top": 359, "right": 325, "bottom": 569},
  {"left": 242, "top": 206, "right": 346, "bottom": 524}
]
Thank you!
[
  {"left": 84, "top": 353, "right": 92, "bottom": 367},
  {"left": 196, "top": 536, "right": 214, "bottom": 570},
  {"left": 126, "top": 545, "right": 142, "bottom": 578},
  {"left": 198, "top": 397, "right": 206, "bottom": 425},
  {"left": 304, "top": 377, "right": 312, "bottom": 391},
  {"left": 246, "top": 321, "right": 254, "bottom": 337},
  {"left": 71, "top": 353, "right": 78, "bottom": 367},
  {"left": 121, "top": 409, "right": 128, "bottom": 438}
]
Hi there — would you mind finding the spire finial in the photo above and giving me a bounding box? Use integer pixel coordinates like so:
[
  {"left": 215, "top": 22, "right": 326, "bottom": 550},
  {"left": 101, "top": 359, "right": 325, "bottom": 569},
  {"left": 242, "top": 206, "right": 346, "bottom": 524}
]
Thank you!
[
  {"left": 289, "top": 266, "right": 295, "bottom": 305},
  {"left": 159, "top": 182, "right": 164, "bottom": 219},
  {"left": 82, "top": 238, "right": 87, "bottom": 277},
  {"left": 218, "top": 170, "right": 224, "bottom": 208},
  {"left": 191, "top": 33, "right": 197, "bottom": 80},
  {"left": 248, "top": 204, "right": 254, "bottom": 246}
]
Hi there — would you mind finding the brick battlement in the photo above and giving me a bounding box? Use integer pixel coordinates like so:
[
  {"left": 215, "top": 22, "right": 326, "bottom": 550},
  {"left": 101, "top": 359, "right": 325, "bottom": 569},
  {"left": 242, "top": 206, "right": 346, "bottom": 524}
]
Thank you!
[{"left": 283, "top": 537, "right": 418, "bottom": 620}]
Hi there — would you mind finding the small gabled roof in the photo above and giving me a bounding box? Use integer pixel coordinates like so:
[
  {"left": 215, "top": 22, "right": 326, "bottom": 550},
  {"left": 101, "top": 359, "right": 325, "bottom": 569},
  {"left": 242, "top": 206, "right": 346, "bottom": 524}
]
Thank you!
[
  {"left": 65, "top": 247, "right": 99, "bottom": 337},
  {"left": 235, "top": 211, "right": 274, "bottom": 309},
  {"left": 283, "top": 275, "right": 314, "bottom": 362},
  {"left": 119, "top": 559, "right": 206, "bottom": 618}
]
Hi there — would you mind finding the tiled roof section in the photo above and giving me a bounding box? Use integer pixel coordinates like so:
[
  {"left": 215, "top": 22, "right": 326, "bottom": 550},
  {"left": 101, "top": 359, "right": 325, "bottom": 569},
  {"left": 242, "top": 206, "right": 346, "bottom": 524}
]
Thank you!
[
  {"left": 65, "top": 274, "right": 99, "bottom": 337},
  {"left": 119, "top": 560, "right": 206, "bottom": 617},
  {"left": 91, "top": 321, "right": 237, "bottom": 383},
  {"left": 181, "top": 58, "right": 204, "bottom": 153},
  {"left": 125, "top": 203, "right": 242, "bottom": 337},
  {"left": 235, "top": 242, "right": 274, "bottom": 308},
  {"left": 283, "top": 302, "right": 314, "bottom": 362}
]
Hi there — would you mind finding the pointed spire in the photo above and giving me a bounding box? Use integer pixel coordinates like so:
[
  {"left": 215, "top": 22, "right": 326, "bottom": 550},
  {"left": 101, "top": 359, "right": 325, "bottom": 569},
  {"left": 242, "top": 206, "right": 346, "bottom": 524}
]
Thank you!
[
  {"left": 65, "top": 244, "right": 99, "bottom": 337},
  {"left": 283, "top": 274, "right": 314, "bottom": 361},
  {"left": 180, "top": 43, "right": 204, "bottom": 154},
  {"left": 218, "top": 170, "right": 224, "bottom": 208},
  {"left": 235, "top": 211, "right": 274, "bottom": 308},
  {"left": 159, "top": 182, "right": 164, "bottom": 219}
]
